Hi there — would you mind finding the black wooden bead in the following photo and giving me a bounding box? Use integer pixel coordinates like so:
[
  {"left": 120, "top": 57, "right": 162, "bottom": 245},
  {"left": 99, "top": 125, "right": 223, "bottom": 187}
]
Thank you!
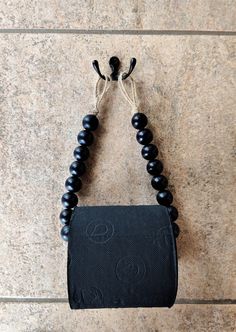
[
  {"left": 151, "top": 175, "right": 168, "bottom": 191},
  {"left": 77, "top": 130, "right": 94, "bottom": 146},
  {"left": 147, "top": 159, "right": 163, "bottom": 175},
  {"left": 69, "top": 160, "right": 86, "bottom": 177},
  {"left": 61, "top": 192, "right": 78, "bottom": 209},
  {"left": 82, "top": 114, "right": 99, "bottom": 131},
  {"left": 136, "top": 129, "right": 153, "bottom": 145},
  {"left": 172, "top": 223, "right": 180, "bottom": 238},
  {"left": 156, "top": 190, "right": 173, "bottom": 206},
  {"left": 59, "top": 209, "right": 72, "bottom": 225},
  {"left": 131, "top": 113, "right": 148, "bottom": 129},
  {"left": 167, "top": 206, "right": 179, "bottom": 222},
  {"left": 74, "top": 146, "right": 90, "bottom": 161},
  {"left": 61, "top": 225, "right": 70, "bottom": 241},
  {"left": 65, "top": 176, "right": 82, "bottom": 192},
  {"left": 141, "top": 144, "right": 158, "bottom": 160}
]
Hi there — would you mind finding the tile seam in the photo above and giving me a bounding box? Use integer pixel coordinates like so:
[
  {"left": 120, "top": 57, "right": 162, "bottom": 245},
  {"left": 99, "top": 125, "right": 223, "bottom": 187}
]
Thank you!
[
  {"left": 0, "top": 298, "right": 235, "bottom": 305},
  {"left": 0, "top": 29, "right": 235, "bottom": 35}
]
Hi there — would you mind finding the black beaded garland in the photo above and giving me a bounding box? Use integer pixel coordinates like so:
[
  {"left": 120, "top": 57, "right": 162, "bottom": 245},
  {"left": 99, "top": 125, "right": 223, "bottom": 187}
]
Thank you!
[
  {"left": 136, "top": 129, "right": 153, "bottom": 145},
  {"left": 61, "top": 192, "right": 78, "bottom": 209},
  {"left": 74, "top": 146, "right": 90, "bottom": 161},
  {"left": 59, "top": 209, "right": 72, "bottom": 225},
  {"left": 131, "top": 113, "right": 148, "bottom": 129},
  {"left": 146, "top": 159, "right": 163, "bottom": 175},
  {"left": 141, "top": 144, "right": 158, "bottom": 160},
  {"left": 77, "top": 130, "right": 94, "bottom": 146},
  {"left": 82, "top": 114, "right": 99, "bottom": 131},
  {"left": 167, "top": 206, "right": 179, "bottom": 222},
  {"left": 69, "top": 160, "right": 86, "bottom": 177},
  {"left": 151, "top": 175, "right": 168, "bottom": 191},
  {"left": 156, "top": 190, "right": 173, "bottom": 206},
  {"left": 59, "top": 109, "right": 181, "bottom": 241},
  {"left": 61, "top": 225, "right": 70, "bottom": 241},
  {"left": 172, "top": 223, "right": 180, "bottom": 238},
  {"left": 65, "top": 176, "right": 82, "bottom": 192}
]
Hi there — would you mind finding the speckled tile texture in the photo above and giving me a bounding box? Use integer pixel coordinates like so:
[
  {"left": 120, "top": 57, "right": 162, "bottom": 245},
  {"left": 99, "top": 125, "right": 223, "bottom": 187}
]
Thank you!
[
  {"left": 0, "top": 35, "right": 235, "bottom": 303},
  {"left": 0, "top": 303, "right": 235, "bottom": 332},
  {"left": 0, "top": 1, "right": 236, "bottom": 329},
  {"left": 0, "top": 1, "right": 235, "bottom": 30}
]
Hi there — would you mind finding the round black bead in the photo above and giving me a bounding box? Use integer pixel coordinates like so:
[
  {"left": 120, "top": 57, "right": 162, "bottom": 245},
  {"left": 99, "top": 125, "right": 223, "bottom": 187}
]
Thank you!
[
  {"left": 151, "top": 175, "right": 168, "bottom": 191},
  {"left": 69, "top": 160, "right": 86, "bottom": 177},
  {"left": 77, "top": 130, "right": 94, "bottom": 146},
  {"left": 131, "top": 113, "right": 148, "bottom": 130},
  {"left": 156, "top": 190, "right": 173, "bottom": 206},
  {"left": 61, "top": 192, "right": 78, "bottom": 209},
  {"left": 82, "top": 114, "right": 99, "bottom": 131},
  {"left": 59, "top": 209, "right": 72, "bottom": 225},
  {"left": 141, "top": 144, "right": 158, "bottom": 160},
  {"left": 136, "top": 129, "right": 153, "bottom": 145},
  {"left": 74, "top": 146, "right": 90, "bottom": 161},
  {"left": 172, "top": 223, "right": 180, "bottom": 238},
  {"left": 146, "top": 159, "right": 163, "bottom": 175},
  {"left": 167, "top": 206, "right": 179, "bottom": 222},
  {"left": 65, "top": 176, "right": 82, "bottom": 192},
  {"left": 61, "top": 225, "right": 70, "bottom": 241}
]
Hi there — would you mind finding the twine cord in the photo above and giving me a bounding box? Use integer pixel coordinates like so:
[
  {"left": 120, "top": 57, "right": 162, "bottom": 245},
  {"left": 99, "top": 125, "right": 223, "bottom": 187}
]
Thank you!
[
  {"left": 92, "top": 74, "right": 139, "bottom": 116},
  {"left": 118, "top": 73, "right": 139, "bottom": 114},
  {"left": 92, "top": 76, "right": 110, "bottom": 116}
]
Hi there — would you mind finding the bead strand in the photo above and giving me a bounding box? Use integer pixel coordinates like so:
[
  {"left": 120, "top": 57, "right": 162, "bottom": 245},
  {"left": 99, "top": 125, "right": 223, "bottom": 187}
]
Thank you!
[
  {"left": 131, "top": 112, "right": 180, "bottom": 238},
  {"left": 59, "top": 114, "right": 99, "bottom": 241}
]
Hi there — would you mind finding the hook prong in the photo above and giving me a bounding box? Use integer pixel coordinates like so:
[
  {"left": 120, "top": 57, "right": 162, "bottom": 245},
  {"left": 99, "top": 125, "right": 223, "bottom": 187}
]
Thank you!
[
  {"left": 122, "top": 58, "right": 137, "bottom": 80},
  {"left": 92, "top": 60, "right": 106, "bottom": 80}
]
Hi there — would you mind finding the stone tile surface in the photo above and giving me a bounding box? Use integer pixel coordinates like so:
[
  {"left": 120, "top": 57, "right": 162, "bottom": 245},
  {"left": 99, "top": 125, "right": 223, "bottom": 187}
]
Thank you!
[
  {"left": 0, "top": 303, "right": 235, "bottom": 332},
  {"left": 0, "top": 1, "right": 235, "bottom": 31},
  {"left": 0, "top": 34, "right": 235, "bottom": 299}
]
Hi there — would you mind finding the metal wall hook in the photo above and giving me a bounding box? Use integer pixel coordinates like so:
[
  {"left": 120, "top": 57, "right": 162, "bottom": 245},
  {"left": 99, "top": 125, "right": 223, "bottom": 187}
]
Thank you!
[{"left": 92, "top": 56, "right": 137, "bottom": 81}]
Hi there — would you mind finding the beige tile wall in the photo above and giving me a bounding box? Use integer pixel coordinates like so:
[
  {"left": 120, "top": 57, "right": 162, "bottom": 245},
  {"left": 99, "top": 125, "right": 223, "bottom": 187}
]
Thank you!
[
  {"left": 0, "top": 2, "right": 236, "bottom": 332},
  {"left": 0, "top": 0, "right": 236, "bottom": 30},
  {"left": 0, "top": 304, "right": 236, "bottom": 332}
]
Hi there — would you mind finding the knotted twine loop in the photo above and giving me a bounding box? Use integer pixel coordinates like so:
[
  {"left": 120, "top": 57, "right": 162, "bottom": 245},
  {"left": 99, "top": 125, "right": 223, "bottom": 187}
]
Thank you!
[
  {"left": 118, "top": 73, "right": 139, "bottom": 114},
  {"left": 92, "top": 76, "right": 111, "bottom": 116}
]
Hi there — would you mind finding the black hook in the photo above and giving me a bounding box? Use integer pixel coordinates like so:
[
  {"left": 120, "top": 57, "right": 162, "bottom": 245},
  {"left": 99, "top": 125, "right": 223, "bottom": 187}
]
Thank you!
[{"left": 92, "top": 56, "right": 137, "bottom": 81}]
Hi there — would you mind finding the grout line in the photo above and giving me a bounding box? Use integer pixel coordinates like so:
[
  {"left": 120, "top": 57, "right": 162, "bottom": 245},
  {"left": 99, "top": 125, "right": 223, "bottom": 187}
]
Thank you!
[
  {"left": 175, "top": 299, "right": 236, "bottom": 305},
  {"left": 0, "top": 297, "right": 235, "bottom": 305},
  {"left": 0, "top": 298, "right": 68, "bottom": 303},
  {"left": 0, "top": 29, "right": 235, "bottom": 36}
]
